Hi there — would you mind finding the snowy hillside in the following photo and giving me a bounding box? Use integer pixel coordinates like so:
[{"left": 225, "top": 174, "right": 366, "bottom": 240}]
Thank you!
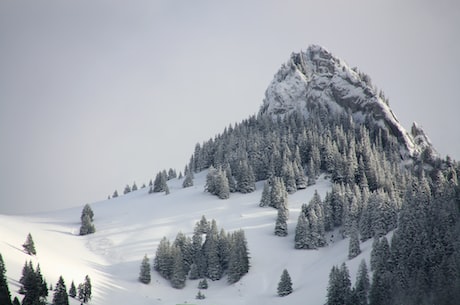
[{"left": 0, "top": 172, "right": 375, "bottom": 305}]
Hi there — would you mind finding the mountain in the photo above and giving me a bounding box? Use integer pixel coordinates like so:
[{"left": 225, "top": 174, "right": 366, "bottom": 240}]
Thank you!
[
  {"left": 1, "top": 45, "right": 459, "bottom": 305},
  {"left": 260, "top": 45, "right": 436, "bottom": 159}
]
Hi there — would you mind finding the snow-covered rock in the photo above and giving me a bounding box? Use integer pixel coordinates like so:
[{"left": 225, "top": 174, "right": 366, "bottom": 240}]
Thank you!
[{"left": 260, "top": 44, "right": 436, "bottom": 159}]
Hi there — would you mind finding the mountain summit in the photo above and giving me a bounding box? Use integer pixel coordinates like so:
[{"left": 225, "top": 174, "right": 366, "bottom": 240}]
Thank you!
[{"left": 260, "top": 45, "right": 435, "bottom": 159}]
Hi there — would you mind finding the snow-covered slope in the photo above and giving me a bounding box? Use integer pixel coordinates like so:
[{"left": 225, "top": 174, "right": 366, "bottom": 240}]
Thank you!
[
  {"left": 1, "top": 173, "right": 374, "bottom": 305},
  {"left": 260, "top": 45, "right": 436, "bottom": 159}
]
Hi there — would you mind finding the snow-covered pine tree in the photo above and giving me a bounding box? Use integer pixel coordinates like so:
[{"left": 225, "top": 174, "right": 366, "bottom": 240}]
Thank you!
[
  {"left": 227, "top": 230, "right": 250, "bottom": 284},
  {"left": 22, "top": 233, "right": 36, "bottom": 255},
  {"left": 79, "top": 214, "right": 95, "bottom": 236},
  {"left": 198, "top": 278, "right": 208, "bottom": 289},
  {"left": 326, "top": 263, "right": 352, "bottom": 305},
  {"left": 182, "top": 170, "right": 194, "bottom": 188},
  {"left": 259, "top": 181, "right": 271, "bottom": 207},
  {"left": 79, "top": 204, "right": 95, "bottom": 236},
  {"left": 277, "top": 269, "right": 293, "bottom": 297},
  {"left": 270, "top": 177, "right": 287, "bottom": 209},
  {"left": 52, "top": 276, "right": 69, "bottom": 305},
  {"left": 131, "top": 182, "right": 138, "bottom": 191},
  {"left": 170, "top": 246, "right": 186, "bottom": 289},
  {"left": 294, "top": 212, "right": 308, "bottom": 249},
  {"left": 348, "top": 225, "right": 361, "bottom": 260},
  {"left": 153, "top": 171, "right": 168, "bottom": 192},
  {"left": 112, "top": 190, "right": 118, "bottom": 198},
  {"left": 154, "top": 237, "right": 173, "bottom": 280},
  {"left": 123, "top": 184, "right": 131, "bottom": 194},
  {"left": 354, "top": 259, "right": 370, "bottom": 305},
  {"left": 274, "top": 200, "right": 289, "bottom": 237},
  {"left": 138, "top": 254, "right": 151, "bottom": 284}
]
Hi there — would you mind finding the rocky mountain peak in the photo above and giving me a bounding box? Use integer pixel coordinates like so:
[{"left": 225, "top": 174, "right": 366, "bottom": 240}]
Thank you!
[{"left": 260, "top": 45, "right": 435, "bottom": 159}]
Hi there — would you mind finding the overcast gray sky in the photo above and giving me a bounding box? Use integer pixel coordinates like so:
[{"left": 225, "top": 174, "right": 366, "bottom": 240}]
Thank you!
[{"left": 1, "top": 0, "right": 459, "bottom": 214}]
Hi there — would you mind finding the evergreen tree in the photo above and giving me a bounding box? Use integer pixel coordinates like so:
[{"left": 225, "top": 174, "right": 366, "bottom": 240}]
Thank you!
[
  {"left": 227, "top": 230, "right": 250, "bottom": 284},
  {"left": 259, "top": 181, "right": 271, "bottom": 207},
  {"left": 78, "top": 275, "right": 91, "bottom": 303},
  {"left": 274, "top": 201, "right": 289, "bottom": 237},
  {"left": 81, "top": 204, "right": 94, "bottom": 222},
  {"left": 123, "top": 184, "right": 131, "bottom": 194},
  {"left": 348, "top": 225, "right": 361, "bottom": 259},
  {"left": 153, "top": 171, "right": 168, "bottom": 192},
  {"left": 277, "top": 269, "right": 293, "bottom": 297},
  {"left": 112, "top": 190, "right": 118, "bottom": 198},
  {"left": 198, "top": 278, "right": 208, "bottom": 289},
  {"left": 79, "top": 214, "right": 95, "bottom": 236},
  {"left": 326, "top": 263, "right": 352, "bottom": 305},
  {"left": 154, "top": 237, "right": 173, "bottom": 280},
  {"left": 355, "top": 260, "right": 370, "bottom": 305},
  {"left": 195, "top": 290, "right": 205, "bottom": 299},
  {"left": 20, "top": 261, "right": 47, "bottom": 305},
  {"left": 0, "top": 254, "right": 12, "bottom": 305},
  {"left": 182, "top": 170, "right": 194, "bottom": 188},
  {"left": 139, "top": 254, "right": 151, "bottom": 284},
  {"left": 131, "top": 182, "right": 138, "bottom": 191},
  {"left": 188, "top": 263, "right": 199, "bottom": 280},
  {"left": 170, "top": 246, "right": 186, "bottom": 289},
  {"left": 294, "top": 212, "right": 308, "bottom": 249},
  {"left": 68, "top": 281, "right": 76, "bottom": 298},
  {"left": 79, "top": 205, "right": 95, "bottom": 236},
  {"left": 23, "top": 233, "right": 36, "bottom": 255},
  {"left": 52, "top": 276, "right": 69, "bottom": 305}
]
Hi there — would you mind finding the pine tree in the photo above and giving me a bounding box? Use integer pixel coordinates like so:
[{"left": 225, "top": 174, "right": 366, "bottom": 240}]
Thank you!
[
  {"left": 195, "top": 290, "right": 205, "bottom": 299},
  {"left": 259, "top": 181, "right": 271, "bottom": 207},
  {"left": 79, "top": 205, "right": 95, "bottom": 236},
  {"left": 170, "top": 246, "right": 186, "bottom": 289},
  {"left": 79, "top": 214, "right": 95, "bottom": 236},
  {"left": 348, "top": 225, "right": 361, "bottom": 259},
  {"left": 154, "top": 237, "right": 173, "bottom": 280},
  {"left": 68, "top": 281, "right": 76, "bottom": 298},
  {"left": 277, "top": 269, "right": 293, "bottom": 296},
  {"left": 52, "top": 276, "right": 69, "bottom": 305},
  {"left": 326, "top": 263, "right": 352, "bottom": 305},
  {"left": 198, "top": 278, "right": 208, "bottom": 289},
  {"left": 274, "top": 201, "right": 289, "bottom": 237},
  {"left": 0, "top": 254, "right": 12, "bottom": 305},
  {"left": 77, "top": 275, "right": 91, "bottom": 303},
  {"left": 355, "top": 260, "right": 370, "bottom": 305},
  {"left": 131, "top": 182, "right": 138, "bottom": 191},
  {"left": 182, "top": 170, "right": 194, "bottom": 188},
  {"left": 138, "top": 254, "right": 151, "bottom": 284},
  {"left": 20, "top": 261, "right": 47, "bottom": 305},
  {"left": 23, "top": 233, "right": 36, "bottom": 255},
  {"left": 123, "top": 184, "right": 131, "bottom": 194},
  {"left": 294, "top": 212, "right": 308, "bottom": 249},
  {"left": 112, "top": 190, "right": 118, "bottom": 198}
]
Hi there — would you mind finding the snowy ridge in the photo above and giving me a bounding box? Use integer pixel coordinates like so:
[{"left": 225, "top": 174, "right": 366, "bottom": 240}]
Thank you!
[
  {"left": 0, "top": 173, "right": 374, "bottom": 305},
  {"left": 260, "top": 45, "right": 435, "bottom": 158}
]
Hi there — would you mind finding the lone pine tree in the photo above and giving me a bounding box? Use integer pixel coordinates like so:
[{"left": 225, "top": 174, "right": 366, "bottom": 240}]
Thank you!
[
  {"left": 22, "top": 233, "right": 36, "bottom": 255},
  {"left": 277, "top": 269, "right": 293, "bottom": 297}
]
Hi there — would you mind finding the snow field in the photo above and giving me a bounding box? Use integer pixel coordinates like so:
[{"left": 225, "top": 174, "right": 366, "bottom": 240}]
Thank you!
[{"left": 1, "top": 172, "right": 373, "bottom": 305}]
